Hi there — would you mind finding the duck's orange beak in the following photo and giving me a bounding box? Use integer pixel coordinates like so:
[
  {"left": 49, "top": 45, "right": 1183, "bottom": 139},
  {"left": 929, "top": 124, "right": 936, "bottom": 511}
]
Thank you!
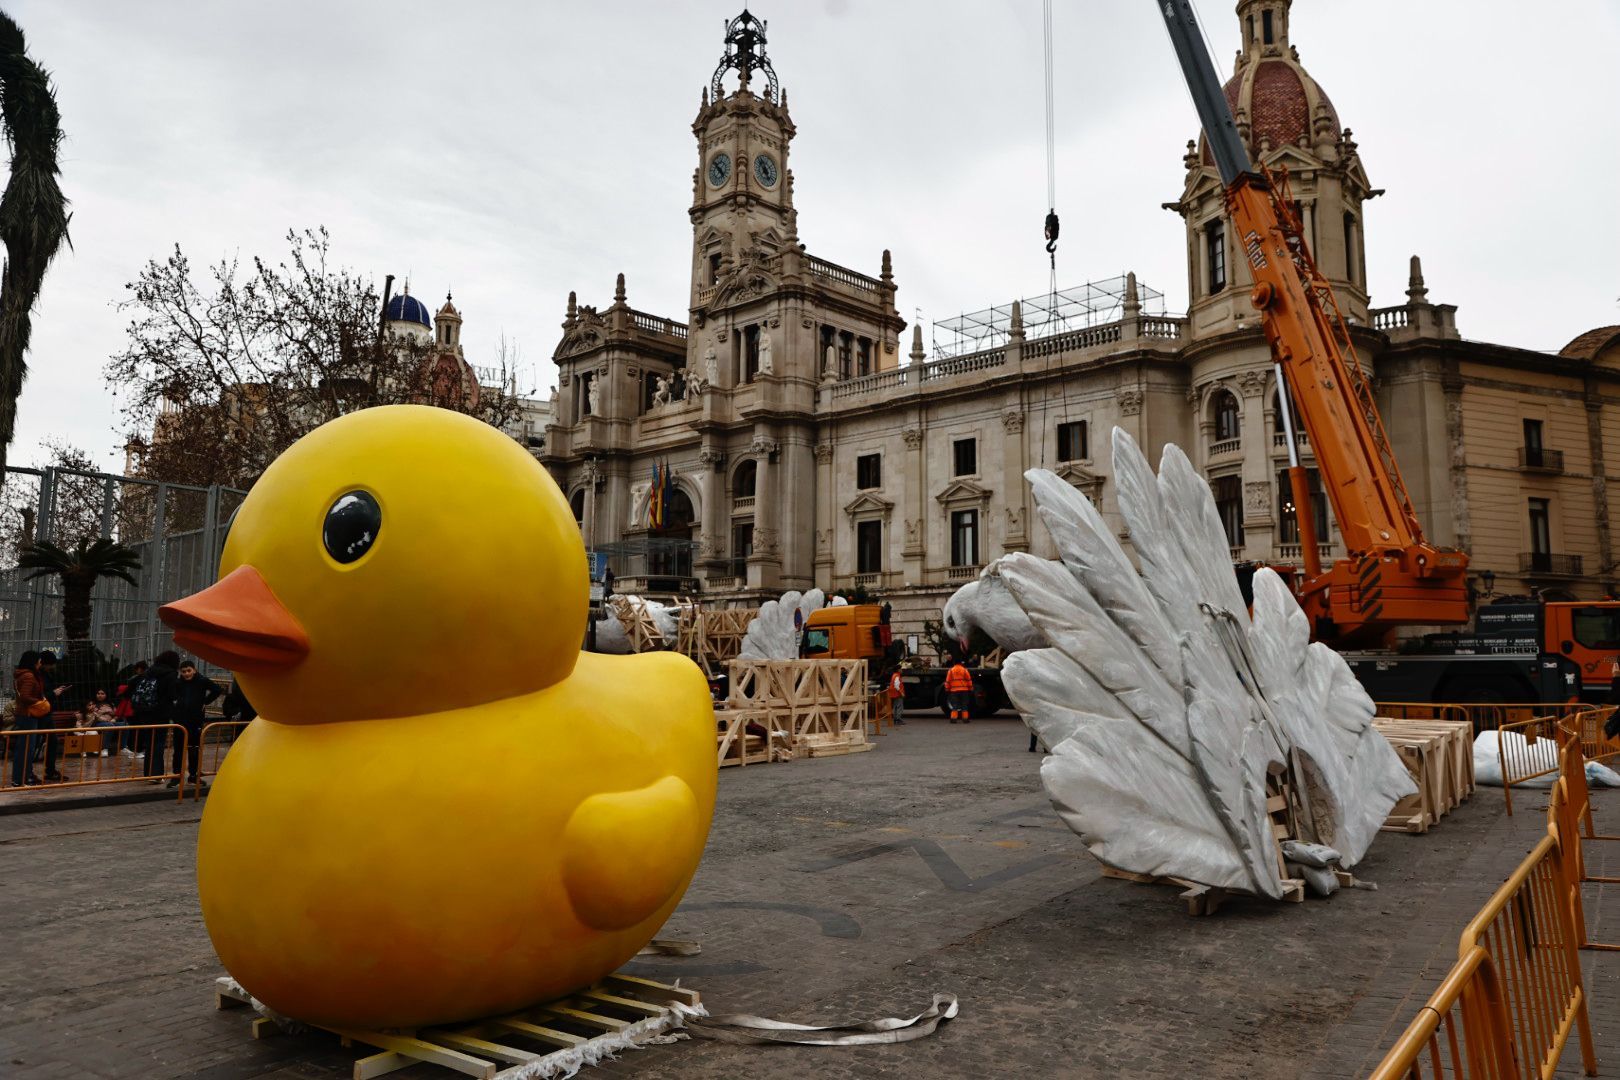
[{"left": 159, "top": 565, "right": 310, "bottom": 672}]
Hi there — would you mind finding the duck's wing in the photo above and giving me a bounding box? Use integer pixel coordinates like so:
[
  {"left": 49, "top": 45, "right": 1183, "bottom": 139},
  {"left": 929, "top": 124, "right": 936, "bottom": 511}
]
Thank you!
[{"left": 560, "top": 775, "right": 704, "bottom": 932}]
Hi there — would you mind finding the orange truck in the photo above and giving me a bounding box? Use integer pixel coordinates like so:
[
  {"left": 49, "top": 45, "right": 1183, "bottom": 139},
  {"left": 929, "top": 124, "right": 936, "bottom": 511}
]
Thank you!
[{"left": 800, "top": 604, "right": 1009, "bottom": 718}]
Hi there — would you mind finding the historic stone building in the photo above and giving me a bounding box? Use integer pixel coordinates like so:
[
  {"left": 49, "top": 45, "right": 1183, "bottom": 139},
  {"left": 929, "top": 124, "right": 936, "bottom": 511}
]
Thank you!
[{"left": 544, "top": 4, "right": 1620, "bottom": 635}]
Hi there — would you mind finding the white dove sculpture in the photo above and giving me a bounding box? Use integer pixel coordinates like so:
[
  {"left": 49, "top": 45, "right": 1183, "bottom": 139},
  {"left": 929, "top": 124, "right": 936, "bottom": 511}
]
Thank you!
[
  {"left": 943, "top": 559, "right": 1048, "bottom": 654},
  {"left": 738, "top": 588, "right": 845, "bottom": 660},
  {"left": 1000, "top": 428, "right": 1415, "bottom": 899}
]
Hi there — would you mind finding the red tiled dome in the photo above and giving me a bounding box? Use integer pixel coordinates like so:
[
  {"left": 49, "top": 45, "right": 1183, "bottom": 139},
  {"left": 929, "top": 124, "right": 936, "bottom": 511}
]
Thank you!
[{"left": 1202, "top": 58, "right": 1339, "bottom": 165}]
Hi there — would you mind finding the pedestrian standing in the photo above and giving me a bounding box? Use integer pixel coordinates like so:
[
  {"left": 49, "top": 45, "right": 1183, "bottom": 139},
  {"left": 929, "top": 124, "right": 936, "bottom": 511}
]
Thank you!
[
  {"left": 9, "top": 650, "right": 57, "bottom": 786},
  {"left": 135, "top": 651, "right": 180, "bottom": 779},
  {"left": 169, "top": 660, "right": 222, "bottom": 789},
  {"left": 944, "top": 660, "right": 975, "bottom": 724},
  {"left": 887, "top": 666, "right": 907, "bottom": 726}
]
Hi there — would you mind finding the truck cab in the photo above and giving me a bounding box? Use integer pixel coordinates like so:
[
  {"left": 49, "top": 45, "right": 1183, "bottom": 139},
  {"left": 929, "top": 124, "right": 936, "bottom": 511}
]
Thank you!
[{"left": 800, "top": 604, "right": 892, "bottom": 664}]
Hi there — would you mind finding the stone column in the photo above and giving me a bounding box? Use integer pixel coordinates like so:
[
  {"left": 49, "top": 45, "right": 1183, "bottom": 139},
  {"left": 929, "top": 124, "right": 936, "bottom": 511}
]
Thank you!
[
  {"left": 698, "top": 445, "right": 728, "bottom": 574},
  {"left": 902, "top": 425, "right": 926, "bottom": 582},
  {"left": 779, "top": 435, "right": 814, "bottom": 589},
  {"left": 1238, "top": 369, "right": 1271, "bottom": 559},
  {"left": 1001, "top": 407, "right": 1029, "bottom": 553},
  {"left": 746, "top": 434, "right": 782, "bottom": 590},
  {"left": 813, "top": 441, "right": 835, "bottom": 581},
  {"left": 1586, "top": 386, "right": 1613, "bottom": 586}
]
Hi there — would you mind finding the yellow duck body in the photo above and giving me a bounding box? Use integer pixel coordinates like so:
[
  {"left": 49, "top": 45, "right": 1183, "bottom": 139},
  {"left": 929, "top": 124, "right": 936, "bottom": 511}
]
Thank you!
[{"left": 161, "top": 406, "right": 716, "bottom": 1030}]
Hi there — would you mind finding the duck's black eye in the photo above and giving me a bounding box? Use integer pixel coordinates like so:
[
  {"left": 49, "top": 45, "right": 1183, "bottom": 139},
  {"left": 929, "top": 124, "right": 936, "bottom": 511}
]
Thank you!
[{"left": 323, "top": 491, "right": 381, "bottom": 564}]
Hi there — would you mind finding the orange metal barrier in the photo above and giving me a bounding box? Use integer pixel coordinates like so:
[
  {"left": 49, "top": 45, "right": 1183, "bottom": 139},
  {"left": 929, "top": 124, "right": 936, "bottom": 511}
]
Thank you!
[
  {"left": 193, "top": 720, "right": 251, "bottom": 799},
  {"left": 1566, "top": 705, "right": 1619, "bottom": 768},
  {"left": 1366, "top": 947, "right": 1518, "bottom": 1080},
  {"left": 1495, "top": 713, "right": 1559, "bottom": 816},
  {"left": 1373, "top": 738, "right": 1599, "bottom": 1080},
  {"left": 1551, "top": 723, "right": 1620, "bottom": 952},
  {"left": 1376, "top": 702, "right": 1474, "bottom": 728},
  {"left": 0, "top": 723, "right": 190, "bottom": 801}
]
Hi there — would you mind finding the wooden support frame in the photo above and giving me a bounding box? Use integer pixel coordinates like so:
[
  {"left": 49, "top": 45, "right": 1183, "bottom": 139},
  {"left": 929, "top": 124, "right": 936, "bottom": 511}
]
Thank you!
[
  {"left": 726, "top": 658, "right": 871, "bottom": 756},
  {"left": 216, "top": 973, "right": 701, "bottom": 1079}
]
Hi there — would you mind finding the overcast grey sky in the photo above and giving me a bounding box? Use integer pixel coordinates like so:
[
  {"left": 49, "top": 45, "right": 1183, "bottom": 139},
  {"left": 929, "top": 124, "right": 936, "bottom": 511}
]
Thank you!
[{"left": 7, "top": 0, "right": 1618, "bottom": 472}]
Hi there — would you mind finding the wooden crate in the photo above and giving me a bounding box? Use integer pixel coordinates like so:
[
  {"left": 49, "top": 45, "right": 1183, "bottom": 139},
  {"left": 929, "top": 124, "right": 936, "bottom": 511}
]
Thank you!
[
  {"left": 676, "top": 606, "right": 755, "bottom": 675},
  {"left": 727, "top": 659, "right": 869, "bottom": 753},
  {"left": 216, "top": 973, "right": 701, "bottom": 1079},
  {"left": 1374, "top": 718, "right": 1474, "bottom": 833},
  {"left": 715, "top": 707, "right": 779, "bottom": 767}
]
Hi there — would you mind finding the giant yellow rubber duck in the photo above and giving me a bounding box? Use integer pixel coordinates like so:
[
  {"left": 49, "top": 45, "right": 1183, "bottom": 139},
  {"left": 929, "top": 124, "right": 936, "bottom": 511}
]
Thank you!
[{"left": 159, "top": 405, "right": 716, "bottom": 1030}]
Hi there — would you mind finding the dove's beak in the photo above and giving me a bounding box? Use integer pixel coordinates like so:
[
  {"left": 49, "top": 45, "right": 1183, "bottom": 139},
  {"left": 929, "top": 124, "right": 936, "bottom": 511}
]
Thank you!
[{"left": 160, "top": 565, "right": 310, "bottom": 672}]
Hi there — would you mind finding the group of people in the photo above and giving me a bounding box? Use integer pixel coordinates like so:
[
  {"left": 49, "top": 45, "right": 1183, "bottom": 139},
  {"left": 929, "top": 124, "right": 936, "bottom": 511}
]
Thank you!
[{"left": 7, "top": 648, "right": 254, "bottom": 789}]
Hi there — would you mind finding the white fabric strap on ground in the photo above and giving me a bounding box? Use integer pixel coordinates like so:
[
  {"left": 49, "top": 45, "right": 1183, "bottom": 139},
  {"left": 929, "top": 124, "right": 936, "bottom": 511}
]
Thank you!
[{"left": 686, "top": 993, "right": 959, "bottom": 1046}]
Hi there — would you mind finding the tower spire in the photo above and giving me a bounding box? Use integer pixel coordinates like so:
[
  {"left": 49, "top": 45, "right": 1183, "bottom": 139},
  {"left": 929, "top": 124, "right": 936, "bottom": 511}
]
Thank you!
[{"left": 710, "top": 10, "right": 779, "bottom": 100}]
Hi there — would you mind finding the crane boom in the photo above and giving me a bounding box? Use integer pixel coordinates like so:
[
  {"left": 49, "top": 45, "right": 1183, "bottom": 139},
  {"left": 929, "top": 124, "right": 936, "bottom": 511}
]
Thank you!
[{"left": 1156, "top": 0, "right": 1469, "bottom": 646}]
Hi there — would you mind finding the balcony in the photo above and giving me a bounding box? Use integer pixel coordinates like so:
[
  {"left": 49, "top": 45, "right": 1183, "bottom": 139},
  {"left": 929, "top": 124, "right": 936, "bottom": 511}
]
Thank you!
[
  {"left": 1208, "top": 438, "right": 1241, "bottom": 458},
  {"left": 1277, "top": 542, "right": 1335, "bottom": 562},
  {"left": 732, "top": 496, "right": 755, "bottom": 511},
  {"left": 1519, "top": 552, "right": 1582, "bottom": 577},
  {"left": 1518, "top": 446, "right": 1564, "bottom": 474},
  {"left": 611, "top": 574, "right": 700, "bottom": 595},
  {"left": 1271, "top": 431, "right": 1311, "bottom": 451},
  {"left": 854, "top": 572, "right": 882, "bottom": 589},
  {"left": 946, "top": 564, "right": 982, "bottom": 581}
]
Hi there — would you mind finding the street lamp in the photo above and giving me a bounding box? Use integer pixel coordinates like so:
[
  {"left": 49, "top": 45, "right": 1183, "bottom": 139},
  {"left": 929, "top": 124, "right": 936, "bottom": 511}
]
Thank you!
[{"left": 1479, "top": 570, "right": 1495, "bottom": 598}]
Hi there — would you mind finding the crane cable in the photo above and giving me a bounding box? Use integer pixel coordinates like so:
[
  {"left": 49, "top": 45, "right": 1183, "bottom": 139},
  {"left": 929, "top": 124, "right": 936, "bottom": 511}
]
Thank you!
[{"left": 1041, "top": 0, "right": 1058, "bottom": 287}]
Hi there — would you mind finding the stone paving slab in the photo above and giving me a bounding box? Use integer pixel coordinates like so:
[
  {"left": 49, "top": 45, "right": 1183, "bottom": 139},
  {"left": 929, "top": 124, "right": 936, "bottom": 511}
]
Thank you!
[{"left": 3, "top": 716, "right": 1618, "bottom": 1078}]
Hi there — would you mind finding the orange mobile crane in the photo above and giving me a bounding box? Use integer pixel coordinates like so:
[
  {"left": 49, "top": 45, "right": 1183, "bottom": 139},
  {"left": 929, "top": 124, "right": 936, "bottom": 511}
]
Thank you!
[{"left": 1159, "top": 1, "right": 1469, "bottom": 648}]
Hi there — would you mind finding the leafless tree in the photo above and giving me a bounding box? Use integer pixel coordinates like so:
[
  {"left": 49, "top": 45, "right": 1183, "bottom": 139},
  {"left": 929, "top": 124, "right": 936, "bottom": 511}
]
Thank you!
[{"left": 106, "top": 227, "right": 528, "bottom": 488}]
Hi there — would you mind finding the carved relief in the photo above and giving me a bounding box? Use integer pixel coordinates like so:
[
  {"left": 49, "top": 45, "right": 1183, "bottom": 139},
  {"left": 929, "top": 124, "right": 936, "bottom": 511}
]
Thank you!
[
  {"left": 1237, "top": 370, "right": 1266, "bottom": 398},
  {"left": 1006, "top": 506, "right": 1025, "bottom": 534},
  {"left": 1001, "top": 409, "right": 1025, "bottom": 433},
  {"left": 749, "top": 436, "right": 780, "bottom": 458},
  {"left": 1244, "top": 481, "right": 1271, "bottom": 517},
  {"left": 814, "top": 443, "right": 834, "bottom": 464},
  {"left": 903, "top": 518, "right": 923, "bottom": 551},
  {"left": 901, "top": 427, "right": 924, "bottom": 449},
  {"left": 698, "top": 447, "right": 727, "bottom": 471},
  {"left": 816, "top": 529, "right": 832, "bottom": 553},
  {"left": 754, "top": 527, "right": 780, "bottom": 556},
  {"left": 801, "top": 316, "right": 814, "bottom": 329},
  {"left": 1116, "top": 389, "right": 1145, "bottom": 416}
]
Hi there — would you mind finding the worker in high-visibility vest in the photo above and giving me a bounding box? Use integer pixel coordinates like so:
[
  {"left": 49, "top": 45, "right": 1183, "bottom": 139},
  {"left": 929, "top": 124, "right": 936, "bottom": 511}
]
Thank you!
[
  {"left": 887, "top": 667, "right": 907, "bottom": 726},
  {"left": 944, "top": 661, "right": 975, "bottom": 724}
]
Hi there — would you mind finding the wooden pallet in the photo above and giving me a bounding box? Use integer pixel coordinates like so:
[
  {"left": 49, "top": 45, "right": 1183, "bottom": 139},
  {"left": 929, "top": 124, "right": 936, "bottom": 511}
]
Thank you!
[
  {"left": 1099, "top": 864, "right": 1306, "bottom": 916},
  {"left": 216, "top": 973, "right": 701, "bottom": 1079},
  {"left": 1374, "top": 718, "right": 1474, "bottom": 833}
]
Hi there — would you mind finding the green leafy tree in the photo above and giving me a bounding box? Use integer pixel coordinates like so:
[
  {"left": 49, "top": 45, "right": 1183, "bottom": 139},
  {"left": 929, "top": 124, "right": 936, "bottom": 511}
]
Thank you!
[{"left": 0, "top": 12, "right": 71, "bottom": 481}]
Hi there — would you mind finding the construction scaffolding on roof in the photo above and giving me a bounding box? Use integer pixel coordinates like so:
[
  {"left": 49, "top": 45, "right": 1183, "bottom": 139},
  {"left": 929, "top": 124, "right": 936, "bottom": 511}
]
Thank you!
[{"left": 931, "top": 275, "right": 1169, "bottom": 359}]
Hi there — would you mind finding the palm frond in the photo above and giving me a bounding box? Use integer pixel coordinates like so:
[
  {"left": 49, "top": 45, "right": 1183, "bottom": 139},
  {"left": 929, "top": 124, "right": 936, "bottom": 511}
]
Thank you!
[{"left": 0, "top": 11, "right": 70, "bottom": 481}]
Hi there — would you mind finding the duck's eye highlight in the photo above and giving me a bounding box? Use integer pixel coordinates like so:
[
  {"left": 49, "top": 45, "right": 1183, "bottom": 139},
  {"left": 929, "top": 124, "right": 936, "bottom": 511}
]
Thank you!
[{"left": 323, "top": 491, "right": 381, "bottom": 564}]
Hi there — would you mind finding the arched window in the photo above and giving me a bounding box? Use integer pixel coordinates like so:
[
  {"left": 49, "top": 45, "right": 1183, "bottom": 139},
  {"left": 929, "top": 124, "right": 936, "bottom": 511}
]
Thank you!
[
  {"left": 1212, "top": 390, "right": 1241, "bottom": 442},
  {"left": 1343, "top": 212, "right": 1360, "bottom": 286},
  {"left": 569, "top": 488, "right": 585, "bottom": 526},
  {"left": 733, "top": 459, "right": 757, "bottom": 499}
]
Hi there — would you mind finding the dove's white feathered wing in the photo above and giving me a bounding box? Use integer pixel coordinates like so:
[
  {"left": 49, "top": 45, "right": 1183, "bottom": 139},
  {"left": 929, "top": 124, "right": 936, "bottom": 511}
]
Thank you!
[
  {"left": 739, "top": 588, "right": 830, "bottom": 660},
  {"left": 1001, "top": 428, "right": 1413, "bottom": 898}
]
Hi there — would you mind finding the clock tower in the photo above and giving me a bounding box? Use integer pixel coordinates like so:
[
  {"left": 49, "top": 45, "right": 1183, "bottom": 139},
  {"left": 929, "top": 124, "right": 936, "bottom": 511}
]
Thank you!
[{"left": 689, "top": 10, "right": 798, "bottom": 319}]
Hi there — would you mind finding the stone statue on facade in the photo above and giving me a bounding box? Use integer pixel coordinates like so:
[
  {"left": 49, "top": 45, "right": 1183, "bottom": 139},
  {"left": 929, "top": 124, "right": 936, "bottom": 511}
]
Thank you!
[
  {"left": 586, "top": 374, "right": 602, "bottom": 415},
  {"left": 823, "top": 344, "right": 836, "bottom": 382},
  {"left": 758, "top": 331, "right": 774, "bottom": 376},
  {"left": 651, "top": 375, "right": 672, "bottom": 409},
  {"left": 704, "top": 345, "right": 719, "bottom": 388}
]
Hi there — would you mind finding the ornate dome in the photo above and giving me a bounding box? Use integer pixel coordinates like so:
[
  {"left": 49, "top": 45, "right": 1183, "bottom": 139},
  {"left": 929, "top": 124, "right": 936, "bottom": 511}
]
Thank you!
[
  {"left": 1200, "top": 1, "right": 1343, "bottom": 164},
  {"left": 385, "top": 289, "right": 433, "bottom": 329}
]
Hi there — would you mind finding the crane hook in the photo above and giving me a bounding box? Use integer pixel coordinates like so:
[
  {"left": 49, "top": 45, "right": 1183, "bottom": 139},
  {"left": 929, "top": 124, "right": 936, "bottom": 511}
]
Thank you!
[{"left": 1044, "top": 209, "right": 1060, "bottom": 255}]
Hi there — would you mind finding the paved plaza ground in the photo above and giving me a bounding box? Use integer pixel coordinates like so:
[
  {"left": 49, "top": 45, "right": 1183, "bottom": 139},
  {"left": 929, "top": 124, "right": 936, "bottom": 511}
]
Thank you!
[{"left": 4, "top": 715, "right": 1620, "bottom": 1078}]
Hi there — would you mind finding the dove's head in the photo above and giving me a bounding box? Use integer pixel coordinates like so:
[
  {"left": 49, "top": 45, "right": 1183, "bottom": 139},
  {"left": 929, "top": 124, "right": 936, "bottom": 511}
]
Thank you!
[{"left": 159, "top": 406, "right": 587, "bottom": 724}]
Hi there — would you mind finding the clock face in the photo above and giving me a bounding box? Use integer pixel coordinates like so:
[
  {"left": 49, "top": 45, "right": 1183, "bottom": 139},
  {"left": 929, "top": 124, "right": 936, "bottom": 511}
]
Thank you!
[
  {"left": 754, "top": 154, "right": 778, "bottom": 187},
  {"left": 707, "top": 153, "right": 731, "bottom": 187}
]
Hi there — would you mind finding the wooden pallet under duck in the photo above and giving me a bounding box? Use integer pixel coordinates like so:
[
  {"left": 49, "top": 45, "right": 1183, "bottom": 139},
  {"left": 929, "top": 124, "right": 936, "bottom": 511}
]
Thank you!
[{"left": 216, "top": 973, "right": 702, "bottom": 1079}]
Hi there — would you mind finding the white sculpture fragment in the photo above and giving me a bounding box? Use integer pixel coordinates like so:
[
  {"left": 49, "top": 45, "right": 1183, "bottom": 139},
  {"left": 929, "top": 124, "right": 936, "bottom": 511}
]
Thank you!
[
  {"left": 1000, "top": 428, "right": 1415, "bottom": 900},
  {"left": 738, "top": 588, "right": 839, "bottom": 660},
  {"left": 942, "top": 559, "right": 1048, "bottom": 654},
  {"left": 594, "top": 594, "right": 680, "bottom": 654}
]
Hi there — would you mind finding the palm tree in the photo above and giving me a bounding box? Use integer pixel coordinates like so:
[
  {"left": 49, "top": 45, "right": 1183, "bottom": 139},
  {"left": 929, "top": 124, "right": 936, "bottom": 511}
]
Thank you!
[
  {"left": 19, "top": 537, "right": 141, "bottom": 661},
  {"left": 0, "top": 13, "right": 70, "bottom": 481}
]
